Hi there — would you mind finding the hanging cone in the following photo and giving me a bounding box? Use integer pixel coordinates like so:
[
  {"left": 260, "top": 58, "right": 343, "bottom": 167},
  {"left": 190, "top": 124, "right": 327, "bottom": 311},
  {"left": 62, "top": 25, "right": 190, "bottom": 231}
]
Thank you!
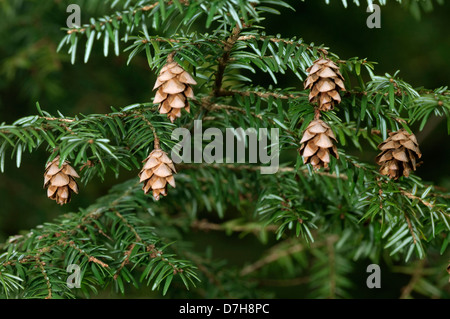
[
  {"left": 376, "top": 129, "right": 422, "bottom": 180},
  {"left": 139, "top": 148, "right": 177, "bottom": 200},
  {"left": 304, "top": 58, "right": 345, "bottom": 112},
  {"left": 153, "top": 61, "right": 197, "bottom": 123},
  {"left": 44, "top": 156, "right": 79, "bottom": 205},
  {"left": 298, "top": 119, "right": 339, "bottom": 170}
]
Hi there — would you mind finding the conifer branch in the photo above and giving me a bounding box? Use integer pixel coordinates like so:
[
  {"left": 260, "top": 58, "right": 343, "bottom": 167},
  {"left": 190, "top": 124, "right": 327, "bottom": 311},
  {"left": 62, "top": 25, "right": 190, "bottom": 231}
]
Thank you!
[
  {"left": 35, "top": 256, "right": 52, "bottom": 299},
  {"left": 1, "top": 0, "right": 449, "bottom": 299},
  {"left": 177, "top": 163, "right": 347, "bottom": 180},
  {"left": 218, "top": 89, "right": 303, "bottom": 100},
  {"left": 137, "top": 114, "right": 160, "bottom": 149},
  {"left": 240, "top": 236, "right": 338, "bottom": 277},
  {"left": 114, "top": 243, "right": 135, "bottom": 280},
  {"left": 236, "top": 35, "right": 316, "bottom": 51},
  {"left": 404, "top": 212, "right": 417, "bottom": 245},
  {"left": 191, "top": 219, "right": 277, "bottom": 234}
]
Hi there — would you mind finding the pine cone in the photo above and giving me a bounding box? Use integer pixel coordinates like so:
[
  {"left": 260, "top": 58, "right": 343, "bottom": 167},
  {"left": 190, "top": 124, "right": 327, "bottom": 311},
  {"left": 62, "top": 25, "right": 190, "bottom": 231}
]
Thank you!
[
  {"left": 153, "top": 61, "right": 197, "bottom": 123},
  {"left": 139, "top": 148, "right": 176, "bottom": 200},
  {"left": 376, "top": 129, "right": 422, "bottom": 180},
  {"left": 304, "top": 58, "right": 346, "bottom": 112},
  {"left": 298, "top": 119, "right": 339, "bottom": 169},
  {"left": 44, "top": 156, "right": 79, "bottom": 205}
]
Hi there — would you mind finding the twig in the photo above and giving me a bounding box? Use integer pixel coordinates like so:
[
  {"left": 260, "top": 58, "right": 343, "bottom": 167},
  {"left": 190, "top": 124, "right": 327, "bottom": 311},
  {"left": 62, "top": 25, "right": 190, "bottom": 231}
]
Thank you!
[
  {"left": 141, "top": 37, "right": 181, "bottom": 44},
  {"left": 66, "top": 240, "right": 110, "bottom": 268},
  {"left": 240, "top": 236, "right": 338, "bottom": 276},
  {"left": 400, "top": 190, "right": 434, "bottom": 208},
  {"left": 137, "top": 114, "right": 160, "bottom": 149},
  {"left": 34, "top": 256, "right": 52, "bottom": 299},
  {"left": 256, "top": 276, "right": 309, "bottom": 287},
  {"left": 218, "top": 89, "right": 303, "bottom": 100},
  {"left": 213, "top": 25, "right": 242, "bottom": 96},
  {"left": 40, "top": 117, "right": 75, "bottom": 123},
  {"left": 314, "top": 107, "right": 321, "bottom": 120},
  {"left": 178, "top": 163, "right": 348, "bottom": 180},
  {"left": 113, "top": 209, "right": 182, "bottom": 275},
  {"left": 400, "top": 259, "right": 425, "bottom": 299},
  {"left": 191, "top": 219, "right": 277, "bottom": 234},
  {"left": 183, "top": 251, "right": 231, "bottom": 298},
  {"left": 1, "top": 185, "right": 139, "bottom": 278},
  {"left": 236, "top": 35, "right": 316, "bottom": 52},
  {"left": 66, "top": 3, "right": 160, "bottom": 34},
  {"left": 113, "top": 210, "right": 142, "bottom": 242},
  {"left": 326, "top": 236, "right": 336, "bottom": 299},
  {"left": 447, "top": 263, "right": 450, "bottom": 283},
  {"left": 240, "top": 241, "right": 305, "bottom": 276},
  {"left": 114, "top": 243, "right": 136, "bottom": 280},
  {"left": 403, "top": 212, "right": 417, "bottom": 245}
]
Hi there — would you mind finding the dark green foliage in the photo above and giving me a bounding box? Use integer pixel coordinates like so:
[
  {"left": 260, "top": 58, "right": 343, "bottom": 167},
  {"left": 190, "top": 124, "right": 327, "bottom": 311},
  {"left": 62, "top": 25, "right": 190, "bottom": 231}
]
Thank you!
[{"left": 0, "top": 0, "right": 449, "bottom": 299}]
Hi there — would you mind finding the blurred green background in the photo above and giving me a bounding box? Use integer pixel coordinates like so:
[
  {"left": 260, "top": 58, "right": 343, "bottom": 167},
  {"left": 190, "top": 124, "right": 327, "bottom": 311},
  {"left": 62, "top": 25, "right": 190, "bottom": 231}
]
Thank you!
[{"left": 0, "top": 0, "right": 449, "bottom": 298}]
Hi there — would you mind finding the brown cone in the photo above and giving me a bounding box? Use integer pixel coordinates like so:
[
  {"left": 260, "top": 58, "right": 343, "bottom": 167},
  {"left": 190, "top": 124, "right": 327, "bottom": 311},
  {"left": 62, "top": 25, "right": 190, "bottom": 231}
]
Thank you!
[
  {"left": 298, "top": 119, "right": 339, "bottom": 170},
  {"left": 44, "top": 156, "right": 79, "bottom": 205},
  {"left": 139, "top": 148, "right": 176, "bottom": 200},
  {"left": 304, "top": 58, "right": 345, "bottom": 112},
  {"left": 153, "top": 61, "right": 197, "bottom": 123},
  {"left": 376, "top": 129, "right": 422, "bottom": 180}
]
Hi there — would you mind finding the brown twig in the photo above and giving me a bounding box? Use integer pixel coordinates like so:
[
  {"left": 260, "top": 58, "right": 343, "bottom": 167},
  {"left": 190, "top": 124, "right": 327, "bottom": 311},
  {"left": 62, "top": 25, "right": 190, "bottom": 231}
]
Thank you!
[
  {"left": 67, "top": 240, "right": 110, "bottom": 268},
  {"left": 114, "top": 210, "right": 142, "bottom": 242},
  {"left": 114, "top": 243, "right": 135, "bottom": 280},
  {"left": 240, "top": 241, "right": 305, "bottom": 276},
  {"left": 400, "top": 190, "right": 434, "bottom": 209},
  {"left": 191, "top": 219, "right": 278, "bottom": 234},
  {"left": 138, "top": 114, "right": 160, "bottom": 149},
  {"left": 218, "top": 89, "right": 303, "bottom": 100},
  {"left": 314, "top": 107, "right": 321, "bottom": 120},
  {"left": 113, "top": 209, "right": 182, "bottom": 276},
  {"left": 40, "top": 117, "right": 75, "bottom": 123},
  {"left": 35, "top": 256, "right": 52, "bottom": 299},
  {"left": 447, "top": 263, "right": 450, "bottom": 282},
  {"left": 111, "top": 209, "right": 145, "bottom": 279},
  {"left": 141, "top": 37, "right": 181, "bottom": 44},
  {"left": 66, "top": 3, "right": 160, "bottom": 34},
  {"left": 177, "top": 163, "right": 347, "bottom": 180},
  {"left": 1, "top": 185, "right": 138, "bottom": 283},
  {"left": 326, "top": 236, "right": 336, "bottom": 299},
  {"left": 240, "top": 236, "right": 338, "bottom": 276},
  {"left": 400, "top": 259, "right": 426, "bottom": 299},
  {"left": 236, "top": 35, "right": 316, "bottom": 52},
  {"left": 256, "top": 276, "right": 309, "bottom": 287},
  {"left": 240, "top": 235, "right": 337, "bottom": 276},
  {"left": 403, "top": 212, "right": 417, "bottom": 245},
  {"left": 183, "top": 251, "right": 230, "bottom": 298},
  {"left": 208, "top": 103, "right": 262, "bottom": 119},
  {"left": 213, "top": 25, "right": 242, "bottom": 96}
]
